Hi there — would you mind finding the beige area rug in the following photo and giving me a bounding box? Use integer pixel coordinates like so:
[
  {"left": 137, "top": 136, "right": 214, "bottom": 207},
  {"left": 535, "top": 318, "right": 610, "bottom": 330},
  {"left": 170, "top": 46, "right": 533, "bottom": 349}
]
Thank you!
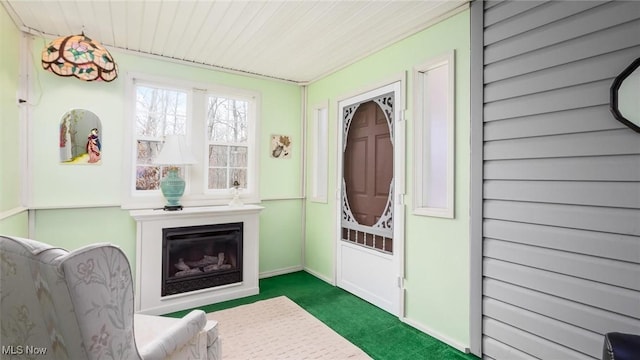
[{"left": 206, "top": 296, "right": 372, "bottom": 360}]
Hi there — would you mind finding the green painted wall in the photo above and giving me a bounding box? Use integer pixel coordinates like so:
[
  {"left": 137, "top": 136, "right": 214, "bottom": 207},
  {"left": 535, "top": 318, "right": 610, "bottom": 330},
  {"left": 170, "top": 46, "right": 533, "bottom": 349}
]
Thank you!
[
  {"left": 32, "top": 207, "right": 137, "bottom": 264},
  {"left": 304, "top": 10, "right": 471, "bottom": 347},
  {"left": 24, "top": 36, "right": 303, "bottom": 276},
  {"left": 0, "top": 5, "right": 28, "bottom": 236},
  {"left": 0, "top": 211, "right": 28, "bottom": 238},
  {"left": 258, "top": 199, "right": 304, "bottom": 275},
  {"left": 0, "top": 5, "right": 20, "bottom": 214}
]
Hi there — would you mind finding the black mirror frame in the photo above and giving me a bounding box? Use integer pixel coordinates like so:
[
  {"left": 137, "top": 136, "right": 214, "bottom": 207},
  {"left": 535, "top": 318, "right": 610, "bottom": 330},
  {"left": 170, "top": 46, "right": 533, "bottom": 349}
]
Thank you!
[{"left": 610, "top": 57, "right": 640, "bottom": 133}]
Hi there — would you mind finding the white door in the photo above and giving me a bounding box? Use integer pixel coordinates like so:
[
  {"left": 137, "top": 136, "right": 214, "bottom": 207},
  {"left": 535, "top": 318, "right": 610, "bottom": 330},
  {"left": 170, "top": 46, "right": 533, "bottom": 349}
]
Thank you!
[{"left": 336, "top": 81, "right": 405, "bottom": 316}]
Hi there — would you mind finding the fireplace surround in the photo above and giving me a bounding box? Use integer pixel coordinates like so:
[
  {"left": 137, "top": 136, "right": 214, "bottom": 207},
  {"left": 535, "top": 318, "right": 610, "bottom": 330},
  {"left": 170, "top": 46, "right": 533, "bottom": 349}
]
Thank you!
[{"left": 131, "top": 205, "right": 263, "bottom": 315}]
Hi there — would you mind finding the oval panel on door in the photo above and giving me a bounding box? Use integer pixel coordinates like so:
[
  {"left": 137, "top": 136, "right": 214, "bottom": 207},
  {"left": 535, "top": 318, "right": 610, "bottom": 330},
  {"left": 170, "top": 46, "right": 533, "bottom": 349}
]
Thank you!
[{"left": 343, "top": 101, "right": 393, "bottom": 227}]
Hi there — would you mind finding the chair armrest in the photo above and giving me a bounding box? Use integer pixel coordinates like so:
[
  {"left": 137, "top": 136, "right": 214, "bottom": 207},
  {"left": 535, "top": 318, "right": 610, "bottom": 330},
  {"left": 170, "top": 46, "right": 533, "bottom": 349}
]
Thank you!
[{"left": 138, "top": 310, "right": 207, "bottom": 360}]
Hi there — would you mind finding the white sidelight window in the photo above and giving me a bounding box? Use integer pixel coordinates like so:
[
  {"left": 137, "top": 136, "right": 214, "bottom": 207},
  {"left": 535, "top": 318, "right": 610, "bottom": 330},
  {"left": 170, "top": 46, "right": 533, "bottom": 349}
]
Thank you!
[
  {"left": 310, "top": 102, "right": 329, "bottom": 203},
  {"left": 413, "top": 51, "right": 455, "bottom": 218}
]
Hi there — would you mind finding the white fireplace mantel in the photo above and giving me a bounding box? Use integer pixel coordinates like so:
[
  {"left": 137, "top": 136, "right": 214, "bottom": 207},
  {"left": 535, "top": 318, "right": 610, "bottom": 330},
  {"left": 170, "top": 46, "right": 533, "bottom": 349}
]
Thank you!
[{"left": 130, "top": 205, "right": 263, "bottom": 315}]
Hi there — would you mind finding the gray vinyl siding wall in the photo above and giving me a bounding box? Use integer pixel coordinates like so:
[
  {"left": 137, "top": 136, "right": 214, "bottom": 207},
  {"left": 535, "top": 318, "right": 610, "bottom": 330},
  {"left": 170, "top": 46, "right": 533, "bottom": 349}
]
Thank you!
[{"left": 477, "top": 1, "right": 640, "bottom": 359}]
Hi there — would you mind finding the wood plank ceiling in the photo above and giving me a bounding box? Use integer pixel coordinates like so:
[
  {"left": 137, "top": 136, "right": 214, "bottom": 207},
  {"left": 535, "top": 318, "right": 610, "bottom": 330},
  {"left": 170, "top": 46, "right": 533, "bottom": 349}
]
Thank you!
[{"left": 2, "top": 0, "right": 468, "bottom": 83}]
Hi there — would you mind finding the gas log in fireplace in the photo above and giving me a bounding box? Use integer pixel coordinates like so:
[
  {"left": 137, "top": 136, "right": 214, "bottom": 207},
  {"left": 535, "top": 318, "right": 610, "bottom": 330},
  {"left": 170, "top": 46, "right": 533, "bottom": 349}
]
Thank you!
[{"left": 162, "top": 222, "right": 243, "bottom": 296}]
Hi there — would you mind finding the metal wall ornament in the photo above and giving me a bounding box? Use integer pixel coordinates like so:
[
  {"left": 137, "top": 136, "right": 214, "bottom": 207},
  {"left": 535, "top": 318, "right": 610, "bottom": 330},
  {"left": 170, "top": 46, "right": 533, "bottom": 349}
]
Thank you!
[{"left": 41, "top": 33, "right": 118, "bottom": 82}]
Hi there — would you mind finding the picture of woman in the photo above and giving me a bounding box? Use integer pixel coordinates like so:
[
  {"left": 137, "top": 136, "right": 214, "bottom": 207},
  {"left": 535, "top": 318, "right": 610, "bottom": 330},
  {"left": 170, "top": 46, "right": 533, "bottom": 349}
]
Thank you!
[{"left": 87, "top": 127, "right": 102, "bottom": 163}]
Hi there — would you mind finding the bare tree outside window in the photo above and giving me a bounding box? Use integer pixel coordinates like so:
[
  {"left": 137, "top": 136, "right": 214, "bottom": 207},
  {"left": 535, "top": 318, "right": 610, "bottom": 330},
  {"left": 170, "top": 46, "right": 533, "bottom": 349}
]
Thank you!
[
  {"left": 207, "top": 96, "right": 248, "bottom": 189},
  {"left": 135, "top": 85, "right": 188, "bottom": 190}
]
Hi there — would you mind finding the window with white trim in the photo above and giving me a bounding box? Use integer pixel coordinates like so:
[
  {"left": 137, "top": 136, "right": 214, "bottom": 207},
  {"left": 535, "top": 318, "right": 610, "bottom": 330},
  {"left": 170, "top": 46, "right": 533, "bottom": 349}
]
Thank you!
[
  {"left": 134, "top": 85, "right": 189, "bottom": 191},
  {"left": 309, "top": 102, "right": 328, "bottom": 203},
  {"left": 413, "top": 51, "right": 455, "bottom": 218},
  {"left": 206, "top": 96, "right": 249, "bottom": 190},
  {"left": 123, "top": 74, "right": 260, "bottom": 209}
]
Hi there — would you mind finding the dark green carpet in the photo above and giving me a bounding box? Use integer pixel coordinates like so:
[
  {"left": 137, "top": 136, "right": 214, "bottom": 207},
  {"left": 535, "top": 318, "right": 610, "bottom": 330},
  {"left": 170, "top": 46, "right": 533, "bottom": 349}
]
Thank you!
[{"left": 166, "top": 271, "right": 479, "bottom": 360}]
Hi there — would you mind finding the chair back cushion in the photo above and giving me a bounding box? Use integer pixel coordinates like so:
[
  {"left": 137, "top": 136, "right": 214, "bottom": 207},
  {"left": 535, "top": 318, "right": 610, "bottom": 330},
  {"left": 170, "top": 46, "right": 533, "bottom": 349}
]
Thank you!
[
  {"left": 1, "top": 236, "right": 86, "bottom": 359},
  {"left": 61, "top": 243, "right": 141, "bottom": 359}
]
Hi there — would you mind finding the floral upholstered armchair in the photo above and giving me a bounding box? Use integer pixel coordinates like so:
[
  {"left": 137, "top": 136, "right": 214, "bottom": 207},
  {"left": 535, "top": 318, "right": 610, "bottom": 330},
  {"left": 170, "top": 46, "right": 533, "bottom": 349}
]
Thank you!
[{"left": 0, "top": 235, "right": 221, "bottom": 360}]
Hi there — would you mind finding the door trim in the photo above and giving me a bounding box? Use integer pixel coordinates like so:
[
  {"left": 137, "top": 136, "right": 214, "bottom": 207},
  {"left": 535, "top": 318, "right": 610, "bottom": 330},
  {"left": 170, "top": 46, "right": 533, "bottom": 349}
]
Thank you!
[
  {"left": 334, "top": 75, "right": 406, "bottom": 317},
  {"left": 469, "top": 0, "right": 484, "bottom": 356}
]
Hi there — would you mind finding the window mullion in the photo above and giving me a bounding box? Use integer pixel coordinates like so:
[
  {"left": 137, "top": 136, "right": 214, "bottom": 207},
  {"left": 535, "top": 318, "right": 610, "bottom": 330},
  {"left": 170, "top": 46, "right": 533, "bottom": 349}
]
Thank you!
[
  {"left": 226, "top": 145, "right": 232, "bottom": 188},
  {"left": 190, "top": 89, "right": 206, "bottom": 195}
]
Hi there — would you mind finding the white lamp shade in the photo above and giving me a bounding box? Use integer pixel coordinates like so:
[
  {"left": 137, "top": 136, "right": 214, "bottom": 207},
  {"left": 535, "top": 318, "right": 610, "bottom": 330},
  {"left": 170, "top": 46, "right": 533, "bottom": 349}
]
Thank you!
[{"left": 153, "top": 135, "right": 197, "bottom": 165}]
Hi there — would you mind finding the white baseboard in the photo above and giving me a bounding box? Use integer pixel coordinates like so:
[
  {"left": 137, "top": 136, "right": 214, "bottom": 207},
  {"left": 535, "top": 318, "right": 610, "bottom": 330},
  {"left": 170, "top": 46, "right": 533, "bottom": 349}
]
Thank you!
[
  {"left": 401, "top": 317, "right": 470, "bottom": 354},
  {"left": 259, "top": 265, "right": 303, "bottom": 279},
  {"left": 303, "top": 266, "right": 335, "bottom": 285}
]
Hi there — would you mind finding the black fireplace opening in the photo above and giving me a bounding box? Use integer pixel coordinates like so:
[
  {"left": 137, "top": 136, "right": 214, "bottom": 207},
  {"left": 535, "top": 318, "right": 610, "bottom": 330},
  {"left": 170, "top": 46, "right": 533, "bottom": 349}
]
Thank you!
[{"left": 162, "top": 222, "right": 243, "bottom": 297}]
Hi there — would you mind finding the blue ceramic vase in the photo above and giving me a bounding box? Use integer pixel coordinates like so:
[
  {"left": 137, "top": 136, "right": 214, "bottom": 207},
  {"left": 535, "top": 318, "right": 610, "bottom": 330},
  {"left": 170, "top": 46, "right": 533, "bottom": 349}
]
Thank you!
[{"left": 160, "top": 168, "right": 185, "bottom": 208}]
